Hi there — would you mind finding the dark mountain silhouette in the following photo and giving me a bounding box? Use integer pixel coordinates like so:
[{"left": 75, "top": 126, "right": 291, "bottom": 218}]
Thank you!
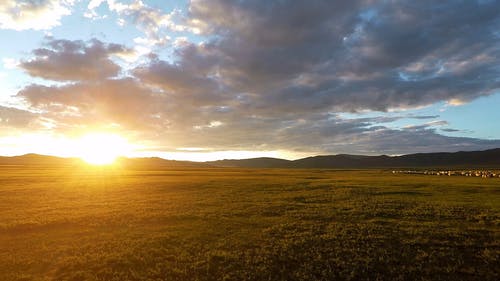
[
  {"left": 208, "top": 148, "right": 500, "bottom": 168},
  {"left": 291, "top": 154, "right": 392, "bottom": 168},
  {"left": 1, "top": 148, "right": 499, "bottom": 168},
  {"left": 208, "top": 157, "right": 291, "bottom": 168}
]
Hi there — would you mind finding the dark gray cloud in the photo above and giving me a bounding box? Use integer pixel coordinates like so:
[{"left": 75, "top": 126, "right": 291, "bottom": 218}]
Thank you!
[
  {"left": 441, "top": 128, "right": 461, "bottom": 133},
  {"left": 173, "top": 0, "right": 500, "bottom": 112},
  {"left": 133, "top": 58, "right": 226, "bottom": 105},
  {"left": 20, "top": 38, "right": 133, "bottom": 81},
  {"left": 410, "top": 115, "right": 440, "bottom": 120}
]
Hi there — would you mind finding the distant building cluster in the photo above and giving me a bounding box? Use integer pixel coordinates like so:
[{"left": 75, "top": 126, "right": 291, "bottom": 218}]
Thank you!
[{"left": 392, "top": 170, "right": 500, "bottom": 178}]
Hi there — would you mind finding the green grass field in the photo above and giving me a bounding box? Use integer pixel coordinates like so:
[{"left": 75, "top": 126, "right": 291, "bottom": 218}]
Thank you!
[{"left": 0, "top": 166, "right": 499, "bottom": 281}]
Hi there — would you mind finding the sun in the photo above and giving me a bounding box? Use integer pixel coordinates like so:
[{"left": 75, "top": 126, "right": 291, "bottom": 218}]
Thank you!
[{"left": 78, "top": 133, "right": 129, "bottom": 165}]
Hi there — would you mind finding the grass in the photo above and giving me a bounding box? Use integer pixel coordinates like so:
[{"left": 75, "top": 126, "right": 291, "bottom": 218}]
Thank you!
[{"left": 0, "top": 166, "right": 499, "bottom": 280}]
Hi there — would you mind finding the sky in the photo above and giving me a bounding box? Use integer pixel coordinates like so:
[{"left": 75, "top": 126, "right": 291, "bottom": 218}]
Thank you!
[{"left": 0, "top": 0, "right": 499, "bottom": 161}]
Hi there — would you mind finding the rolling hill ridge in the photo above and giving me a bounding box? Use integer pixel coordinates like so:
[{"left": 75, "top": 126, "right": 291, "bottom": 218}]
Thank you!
[
  {"left": 210, "top": 148, "right": 500, "bottom": 168},
  {"left": 1, "top": 148, "right": 500, "bottom": 168}
]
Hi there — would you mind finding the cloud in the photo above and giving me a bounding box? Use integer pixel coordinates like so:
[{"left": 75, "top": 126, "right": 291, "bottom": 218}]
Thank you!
[
  {"left": 0, "top": 0, "right": 74, "bottom": 30},
  {"left": 174, "top": 0, "right": 500, "bottom": 113},
  {"left": 143, "top": 112, "right": 500, "bottom": 155},
  {"left": 441, "top": 128, "right": 461, "bottom": 133},
  {"left": 343, "top": 126, "right": 500, "bottom": 155},
  {"left": 13, "top": 1, "right": 500, "bottom": 155},
  {"left": 403, "top": 120, "right": 452, "bottom": 131},
  {"left": 19, "top": 38, "right": 133, "bottom": 81},
  {"left": 16, "top": 74, "right": 500, "bottom": 154},
  {"left": 16, "top": 78, "right": 165, "bottom": 132},
  {"left": 15, "top": 38, "right": 176, "bottom": 136},
  {"left": 88, "top": 0, "right": 196, "bottom": 46},
  {"left": 410, "top": 115, "right": 440, "bottom": 120},
  {"left": 447, "top": 98, "right": 467, "bottom": 106},
  {"left": 0, "top": 106, "right": 37, "bottom": 128},
  {"left": 2, "top": 57, "right": 18, "bottom": 69},
  {"left": 133, "top": 58, "right": 226, "bottom": 105}
]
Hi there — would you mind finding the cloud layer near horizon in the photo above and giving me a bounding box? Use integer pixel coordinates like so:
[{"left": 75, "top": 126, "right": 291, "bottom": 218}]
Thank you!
[{"left": 4, "top": 0, "right": 500, "bottom": 155}]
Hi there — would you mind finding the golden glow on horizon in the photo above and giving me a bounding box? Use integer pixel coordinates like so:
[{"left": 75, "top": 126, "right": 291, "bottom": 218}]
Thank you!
[
  {"left": 0, "top": 133, "right": 306, "bottom": 162},
  {"left": 78, "top": 133, "right": 130, "bottom": 165}
]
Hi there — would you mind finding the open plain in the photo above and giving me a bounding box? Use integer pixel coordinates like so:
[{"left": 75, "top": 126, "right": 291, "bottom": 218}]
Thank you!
[{"left": 1, "top": 165, "right": 499, "bottom": 281}]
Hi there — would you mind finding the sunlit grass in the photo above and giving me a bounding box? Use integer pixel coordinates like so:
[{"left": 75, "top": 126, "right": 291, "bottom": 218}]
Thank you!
[{"left": 0, "top": 167, "right": 498, "bottom": 280}]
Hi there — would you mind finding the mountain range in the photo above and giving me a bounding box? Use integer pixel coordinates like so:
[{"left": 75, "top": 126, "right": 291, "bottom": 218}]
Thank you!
[
  {"left": 209, "top": 148, "right": 500, "bottom": 168},
  {"left": 1, "top": 148, "right": 500, "bottom": 169}
]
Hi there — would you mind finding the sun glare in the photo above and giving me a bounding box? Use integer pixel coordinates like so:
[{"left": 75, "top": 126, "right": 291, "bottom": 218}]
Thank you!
[{"left": 78, "top": 133, "right": 129, "bottom": 165}]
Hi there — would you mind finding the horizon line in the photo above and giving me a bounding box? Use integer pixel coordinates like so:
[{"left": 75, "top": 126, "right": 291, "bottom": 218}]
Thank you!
[{"left": 2, "top": 147, "right": 499, "bottom": 163}]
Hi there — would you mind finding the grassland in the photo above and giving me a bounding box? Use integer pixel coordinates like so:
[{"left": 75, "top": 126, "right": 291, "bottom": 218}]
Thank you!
[{"left": 0, "top": 166, "right": 499, "bottom": 281}]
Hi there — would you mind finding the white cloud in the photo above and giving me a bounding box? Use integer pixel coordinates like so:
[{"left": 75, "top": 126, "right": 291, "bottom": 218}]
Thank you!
[
  {"left": 426, "top": 120, "right": 449, "bottom": 127},
  {"left": 173, "top": 37, "right": 189, "bottom": 48},
  {"left": 88, "top": 0, "right": 105, "bottom": 10},
  {"left": 89, "top": 1, "right": 197, "bottom": 47},
  {"left": 0, "top": 0, "right": 74, "bottom": 31},
  {"left": 2, "top": 58, "right": 18, "bottom": 69}
]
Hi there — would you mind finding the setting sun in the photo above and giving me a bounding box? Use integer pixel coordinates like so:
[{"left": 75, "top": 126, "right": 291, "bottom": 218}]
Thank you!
[{"left": 78, "top": 133, "right": 130, "bottom": 165}]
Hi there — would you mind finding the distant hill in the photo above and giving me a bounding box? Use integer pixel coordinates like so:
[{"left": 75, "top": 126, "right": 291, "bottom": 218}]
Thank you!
[
  {"left": 116, "top": 157, "right": 209, "bottom": 169},
  {"left": 208, "top": 148, "right": 500, "bottom": 169},
  {"left": 0, "top": 154, "right": 206, "bottom": 168},
  {"left": 0, "top": 154, "right": 82, "bottom": 166},
  {"left": 1, "top": 148, "right": 500, "bottom": 169},
  {"left": 208, "top": 157, "right": 291, "bottom": 168}
]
